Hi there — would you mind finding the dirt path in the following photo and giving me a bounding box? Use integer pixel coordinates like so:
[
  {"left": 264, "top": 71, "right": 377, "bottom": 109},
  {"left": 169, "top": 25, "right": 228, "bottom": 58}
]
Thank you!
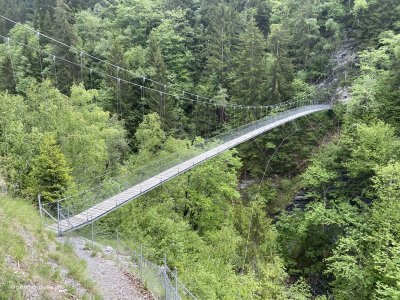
[{"left": 59, "top": 237, "right": 152, "bottom": 300}]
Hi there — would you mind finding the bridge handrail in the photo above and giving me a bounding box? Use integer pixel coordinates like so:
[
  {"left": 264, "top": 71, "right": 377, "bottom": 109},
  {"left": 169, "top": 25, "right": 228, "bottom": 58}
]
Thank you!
[{"left": 42, "top": 101, "right": 332, "bottom": 236}]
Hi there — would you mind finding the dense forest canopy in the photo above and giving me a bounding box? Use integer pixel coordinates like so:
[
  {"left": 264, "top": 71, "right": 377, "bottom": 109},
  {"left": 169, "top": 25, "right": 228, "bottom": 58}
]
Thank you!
[{"left": 0, "top": 0, "right": 400, "bottom": 299}]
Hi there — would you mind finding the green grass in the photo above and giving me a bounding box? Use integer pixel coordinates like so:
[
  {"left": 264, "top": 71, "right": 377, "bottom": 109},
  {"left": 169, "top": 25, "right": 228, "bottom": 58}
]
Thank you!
[
  {"left": 0, "top": 196, "right": 101, "bottom": 299},
  {"left": 83, "top": 240, "right": 103, "bottom": 257},
  {"left": 54, "top": 240, "right": 97, "bottom": 291},
  {"left": 0, "top": 198, "right": 41, "bottom": 262},
  {"left": 0, "top": 261, "right": 24, "bottom": 300}
]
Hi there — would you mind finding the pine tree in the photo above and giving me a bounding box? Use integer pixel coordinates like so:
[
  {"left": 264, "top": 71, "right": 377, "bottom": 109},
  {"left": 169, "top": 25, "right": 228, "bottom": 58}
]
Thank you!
[
  {"left": 146, "top": 33, "right": 175, "bottom": 130},
  {"left": 267, "top": 24, "right": 294, "bottom": 103},
  {"left": 0, "top": 56, "right": 16, "bottom": 93},
  {"left": 51, "top": 0, "right": 80, "bottom": 92},
  {"left": 231, "top": 12, "right": 268, "bottom": 106},
  {"left": 147, "top": 33, "right": 168, "bottom": 85},
  {"left": 201, "top": 1, "right": 241, "bottom": 90},
  {"left": 33, "top": 0, "right": 55, "bottom": 34},
  {"left": 27, "top": 134, "right": 73, "bottom": 202}
]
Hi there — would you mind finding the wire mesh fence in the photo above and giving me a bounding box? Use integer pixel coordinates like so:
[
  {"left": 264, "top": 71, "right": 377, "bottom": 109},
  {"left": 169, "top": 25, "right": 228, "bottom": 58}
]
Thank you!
[{"left": 66, "top": 222, "right": 198, "bottom": 300}]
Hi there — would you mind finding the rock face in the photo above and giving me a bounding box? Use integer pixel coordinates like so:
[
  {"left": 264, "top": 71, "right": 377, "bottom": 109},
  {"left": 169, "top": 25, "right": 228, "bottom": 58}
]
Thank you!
[
  {"left": 286, "top": 190, "right": 313, "bottom": 212},
  {"left": 317, "top": 40, "right": 358, "bottom": 103},
  {"left": 334, "top": 86, "right": 351, "bottom": 102}
]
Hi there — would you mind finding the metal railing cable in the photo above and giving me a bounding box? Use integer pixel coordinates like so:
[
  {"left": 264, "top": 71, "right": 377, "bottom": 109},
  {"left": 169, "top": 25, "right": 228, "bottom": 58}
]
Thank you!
[{"left": 45, "top": 96, "right": 324, "bottom": 203}]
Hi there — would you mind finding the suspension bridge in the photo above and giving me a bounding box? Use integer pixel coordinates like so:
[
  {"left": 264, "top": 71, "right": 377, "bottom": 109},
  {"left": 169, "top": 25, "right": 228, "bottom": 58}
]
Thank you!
[
  {"left": 0, "top": 15, "right": 338, "bottom": 236},
  {"left": 41, "top": 102, "right": 331, "bottom": 235}
]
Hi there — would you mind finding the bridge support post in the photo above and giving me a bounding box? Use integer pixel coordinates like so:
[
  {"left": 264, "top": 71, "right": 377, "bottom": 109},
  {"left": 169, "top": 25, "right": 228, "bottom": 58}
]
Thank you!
[{"left": 116, "top": 229, "right": 119, "bottom": 262}]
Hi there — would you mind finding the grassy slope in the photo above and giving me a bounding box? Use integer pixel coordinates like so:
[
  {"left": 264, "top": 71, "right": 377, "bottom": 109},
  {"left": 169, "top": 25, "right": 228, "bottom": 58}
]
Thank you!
[{"left": 0, "top": 196, "right": 101, "bottom": 300}]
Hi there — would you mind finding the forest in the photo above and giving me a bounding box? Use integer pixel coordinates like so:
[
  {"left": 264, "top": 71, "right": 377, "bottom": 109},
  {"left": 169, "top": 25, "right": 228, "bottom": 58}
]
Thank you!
[{"left": 0, "top": 0, "right": 400, "bottom": 299}]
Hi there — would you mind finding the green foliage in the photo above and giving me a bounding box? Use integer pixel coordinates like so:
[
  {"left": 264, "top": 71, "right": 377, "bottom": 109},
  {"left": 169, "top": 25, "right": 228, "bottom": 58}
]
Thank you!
[
  {"left": 344, "top": 122, "right": 400, "bottom": 179},
  {"left": 101, "top": 120, "right": 303, "bottom": 298},
  {"left": 27, "top": 134, "right": 73, "bottom": 202},
  {"left": 325, "top": 162, "right": 400, "bottom": 299},
  {"left": 276, "top": 29, "right": 400, "bottom": 299},
  {"left": 0, "top": 81, "right": 127, "bottom": 193},
  {"left": 2, "top": 0, "right": 400, "bottom": 298},
  {"left": 344, "top": 33, "right": 400, "bottom": 126},
  {"left": 238, "top": 111, "right": 336, "bottom": 179},
  {"left": 350, "top": 0, "right": 400, "bottom": 45},
  {"left": 134, "top": 113, "right": 166, "bottom": 155},
  {"left": 0, "top": 196, "right": 99, "bottom": 298}
]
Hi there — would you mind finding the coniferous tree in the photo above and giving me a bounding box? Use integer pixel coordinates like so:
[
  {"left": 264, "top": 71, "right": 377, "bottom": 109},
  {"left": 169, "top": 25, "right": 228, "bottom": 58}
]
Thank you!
[
  {"left": 33, "top": 0, "right": 55, "bottom": 34},
  {"left": 0, "top": 0, "right": 33, "bottom": 35},
  {"left": 146, "top": 33, "right": 175, "bottom": 130},
  {"left": 200, "top": 1, "right": 241, "bottom": 90},
  {"left": 52, "top": 0, "right": 80, "bottom": 92},
  {"left": 231, "top": 12, "right": 268, "bottom": 106},
  {"left": 27, "top": 134, "right": 73, "bottom": 202},
  {"left": 0, "top": 56, "right": 16, "bottom": 92},
  {"left": 267, "top": 24, "right": 294, "bottom": 103}
]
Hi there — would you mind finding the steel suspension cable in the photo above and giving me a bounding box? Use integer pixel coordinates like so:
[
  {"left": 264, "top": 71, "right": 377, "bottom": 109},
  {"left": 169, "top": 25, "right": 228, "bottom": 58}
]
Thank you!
[
  {"left": 0, "top": 14, "right": 327, "bottom": 112},
  {"left": 2, "top": 32, "right": 308, "bottom": 115}
]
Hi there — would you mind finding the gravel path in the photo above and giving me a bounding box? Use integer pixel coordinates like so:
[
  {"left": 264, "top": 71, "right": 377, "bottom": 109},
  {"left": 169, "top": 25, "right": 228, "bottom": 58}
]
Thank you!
[{"left": 60, "top": 237, "right": 149, "bottom": 300}]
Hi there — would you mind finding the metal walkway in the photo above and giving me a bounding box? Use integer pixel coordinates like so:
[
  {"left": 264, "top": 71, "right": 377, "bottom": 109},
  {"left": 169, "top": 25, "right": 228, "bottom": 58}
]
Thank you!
[{"left": 46, "top": 104, "right": 331, "bottom": 235}]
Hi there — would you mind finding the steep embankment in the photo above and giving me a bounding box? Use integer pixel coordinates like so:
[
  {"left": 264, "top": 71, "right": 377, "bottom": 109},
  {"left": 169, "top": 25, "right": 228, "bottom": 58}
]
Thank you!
[{"left": 0, "top": 196, "right": 101, "bottom": 299}]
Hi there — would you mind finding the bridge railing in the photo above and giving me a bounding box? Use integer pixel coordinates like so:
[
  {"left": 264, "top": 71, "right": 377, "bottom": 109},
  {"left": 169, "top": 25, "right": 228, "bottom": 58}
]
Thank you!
[{"left": 41, "top": 98, "right": 330, "bottom": 233}]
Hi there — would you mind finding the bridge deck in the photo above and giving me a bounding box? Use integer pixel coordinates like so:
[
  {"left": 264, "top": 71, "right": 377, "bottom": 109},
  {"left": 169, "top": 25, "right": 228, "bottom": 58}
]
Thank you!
[{"left": 47, "top": 104, "right": 331, "bottom": 235}]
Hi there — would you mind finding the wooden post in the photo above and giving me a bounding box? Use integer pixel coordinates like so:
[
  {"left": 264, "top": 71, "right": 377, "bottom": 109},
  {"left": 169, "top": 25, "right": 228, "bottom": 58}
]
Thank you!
[{"left": 116, "top": 229, "right": 119, "bottom": 262}]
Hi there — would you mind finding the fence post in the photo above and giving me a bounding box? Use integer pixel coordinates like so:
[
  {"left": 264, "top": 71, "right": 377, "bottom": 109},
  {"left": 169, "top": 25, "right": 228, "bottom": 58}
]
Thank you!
[
  {"left": 174, "top": 267, "right": 178, "bottom": 300},
  {"left": 57, "top": 199, "right": 61, "bottom": 236},
  {"left": 163, "top": 254, "right": 168, "bottom": 300},
  {"left": 140, "top": 244, "right": 143, "bottom": 281},
  {"left": 38, "top": 194, "right": 44, "bottom": 226},
  {"left": 116, "top": 229, "right": 119, "bottom": 262},
  {"left": 91, "top": 217, "right": 94, "bottom": 250}
]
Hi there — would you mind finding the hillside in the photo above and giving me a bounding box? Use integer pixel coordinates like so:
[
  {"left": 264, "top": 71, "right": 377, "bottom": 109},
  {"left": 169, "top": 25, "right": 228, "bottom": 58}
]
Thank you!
[{"left": 0, "top": 196, "right": 100, "bottom": 299}]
